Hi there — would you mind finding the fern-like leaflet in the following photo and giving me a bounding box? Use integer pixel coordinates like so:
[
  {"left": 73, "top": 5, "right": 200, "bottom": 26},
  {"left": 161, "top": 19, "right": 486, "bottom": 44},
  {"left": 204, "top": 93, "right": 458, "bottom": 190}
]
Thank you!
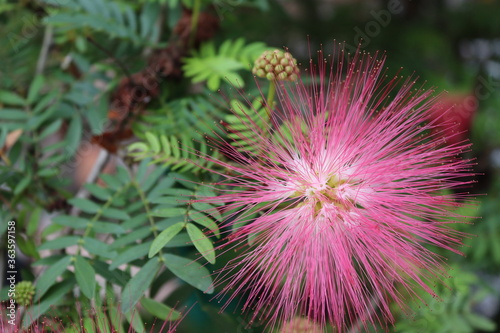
[
  {"left": 129, "top": 95, "right": 224, "bottom": 172},
  {"left": 182, "top": 38, "right": 270, "bottom": 91}
]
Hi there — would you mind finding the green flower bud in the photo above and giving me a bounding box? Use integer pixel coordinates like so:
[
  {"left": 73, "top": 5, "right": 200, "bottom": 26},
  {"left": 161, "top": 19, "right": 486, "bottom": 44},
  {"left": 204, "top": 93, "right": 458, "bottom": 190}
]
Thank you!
[
  {"left": 266, "top": 72, "right": 276, "bottom": 80},
  {"left": 14, "top": 281, "right": 35, "bottom": 306},
  {"left": 252, "top": 49, "right": 299, "bottom": 81}
]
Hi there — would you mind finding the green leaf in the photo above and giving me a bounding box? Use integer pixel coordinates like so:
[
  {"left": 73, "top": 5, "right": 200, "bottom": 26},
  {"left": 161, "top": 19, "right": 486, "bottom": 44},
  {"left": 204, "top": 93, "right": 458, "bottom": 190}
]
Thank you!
[
  {"left": 101, "top": 208, "right": 130, "bottom": 220},
  {"left": 140, "top": 3, "right": 159, "bottom": 40},
  {"left": 33, "top": 91, "right": 58, "bottom": 113},
  {"left": 156, "top": 188, "right": 193, "bottom": 197},
  {"left": 74, "top": 256, "right": 96, "bottom": 299},
  {"left": 140, "top": 298, "right": 181, "bottom": 321},
  {"left": 93, "top": 221, "right": 125, "bottom": 234},
  {"left": 65, "top": 114, "right": 82, "bottom": 156},
  {"left": 149, "top": 196, "right": 182, "bottom": 205},
  {"left": 52, "top": 215, "right": 88, "bottom": 229},
  {"left": 140, "top": 165, "right": 167, "bottom": 192},
  {"left": 162, "top": 253, "right": 214, "bottom": 294},
  {"left": 186, "top": 223, "right": 215, "bottom": 264},
  {"left": 110, "top": 242, "right": 151, "bottom": 270},
  {"left": 85, "top": 183, "right": 111, "bottom": 201},
  {"left": 226, "top": 98, "right": 269, "bottom": 155},
  {"left": 110, "top": 227, "right": 151, "bottom": 250},
  {"left": 16, "top": 235, "right": 40, "bottom": 259},
  {"left": 128, "top": 142, "right": 149, "bottom": 155},
  {"left": 182, "top": 39, "right": 268, "bottom": 91},
  {"left": 83, "top": 237, "right": 117, "bottom": 259},
  {"left": 37, "top": 168, "right": 59, "bottom": 178},
  {"left": 39, "top": 153, "right": 65, "bottom": 167},
  {"left": 0, "top": 109, "right": 28, "bottom": 121},
  {"left": 165, "top": 232, "right": 191, "bottom": 247},
  {"left": 25, "top": 107, "right": 56, "bottom": 131},
  {"left": 149, "top": 222, "right": 184, "bottom": 258},
  {"left": 147, "top": 174, "right": 175, "bottom": 201},
  {"left": 135, "top": 159, "right": 150, "bottom": 183},
  {"left": 68, "top": 198, "right": 100, "bottom": 214},
  {"left": 183, "top": 50, "right": 243, "bottom": 90},
  {"left": 35, "top": 256, "right": 72, "bottom": 300},
  {"left": 38, "top": 236, "right": 80, "bottom": 250},
  {"left": 122, "top": 213, "right": 148, "bottom": 229},
  {"left": 121, "top": 258, "right": 161, "bottom": 313},
  {"left": 39, "top": 119, "right": 62, "bottom": 140},
  {"left": 93, "top": 261, "right": 130, "bottom": 287},
  {"left": 152, "top": 207, "right": 186, "bottom": 218},
  {"left": 14, "top": 174, "right": 32, "bottom": 195},
  {"left": 146, "top": 132, "right": 161, "bottom": 154},
  {"left": 160, "top": 134, "right": 171, "bottom": 156},
  {"left": 116, "top": 166, "right": 131, "bottom": 184},
  {"left": 100, "top": 174, "right": 122, "bottom": 190},
  {"left": 125, "top": 201, "right": 143, "bottom": 213},
  {"left": 0, "top": 90, "right": 26, "bottom": 105},
  {"left": 170, "top": 172, "right": 197, "bottom": 189},
  {"left": 32, "top": 255, "right": 67, "bottom": 267},
  {"left": 28, "top": 75, "right": 45, "bottom": 104},
  {"left": 189, "top": 211, "right": 220, "bottom": 238},
  {"left": 27, "top": 207, "right": 42, "bottom": 236}
]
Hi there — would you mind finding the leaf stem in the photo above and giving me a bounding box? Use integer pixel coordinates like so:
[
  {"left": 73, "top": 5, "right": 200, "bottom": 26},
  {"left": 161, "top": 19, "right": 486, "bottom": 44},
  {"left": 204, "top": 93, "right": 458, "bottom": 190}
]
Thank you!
[
  {"left": 77, "top": 183, "right": 129, "bottom": 255},
  {"left": 133, "top": 181, "right": 166, "bottom": 260},
  {"left": 133, "top": 181, "right": 158, "bottom": 236}
]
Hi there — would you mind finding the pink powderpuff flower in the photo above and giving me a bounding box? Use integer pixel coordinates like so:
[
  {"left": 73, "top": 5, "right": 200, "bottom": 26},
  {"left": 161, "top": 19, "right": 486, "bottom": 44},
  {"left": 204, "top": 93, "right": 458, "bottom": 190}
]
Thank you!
[{"left": 198, "top": 46, "right": 474, "bottom": 332}]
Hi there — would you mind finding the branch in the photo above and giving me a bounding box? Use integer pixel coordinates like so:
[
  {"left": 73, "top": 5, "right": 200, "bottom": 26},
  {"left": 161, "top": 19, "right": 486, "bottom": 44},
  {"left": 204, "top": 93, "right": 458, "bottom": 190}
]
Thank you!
[{"left": 36, "top": 25, "right": 53, "bottom": 75}]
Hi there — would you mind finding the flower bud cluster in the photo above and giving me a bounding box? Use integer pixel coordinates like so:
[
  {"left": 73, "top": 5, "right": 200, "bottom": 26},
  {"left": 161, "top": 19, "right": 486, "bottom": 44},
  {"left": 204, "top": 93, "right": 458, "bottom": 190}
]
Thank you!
[
  {"left": 252, "top": 49, "right": 299, "bottom": 81},
  {"left": 15, "top": 281, "right": 35, "bottom": 306}
]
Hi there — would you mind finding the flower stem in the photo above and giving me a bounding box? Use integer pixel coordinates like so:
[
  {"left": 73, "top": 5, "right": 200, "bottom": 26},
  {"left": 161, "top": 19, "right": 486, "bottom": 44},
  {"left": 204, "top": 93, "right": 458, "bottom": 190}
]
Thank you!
[
  {"left": 266, "top": 80, "right": 276, "bottom": 118},
  {"left": 189, "top": 0, "right": 201, "bottom": 48}
]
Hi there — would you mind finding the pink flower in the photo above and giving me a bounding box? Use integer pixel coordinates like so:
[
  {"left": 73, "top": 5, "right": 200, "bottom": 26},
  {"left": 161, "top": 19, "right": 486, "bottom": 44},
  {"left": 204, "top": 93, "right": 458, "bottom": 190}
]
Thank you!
[{"left": 200, "top": 48, "right": 473, "bottom": 332}]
